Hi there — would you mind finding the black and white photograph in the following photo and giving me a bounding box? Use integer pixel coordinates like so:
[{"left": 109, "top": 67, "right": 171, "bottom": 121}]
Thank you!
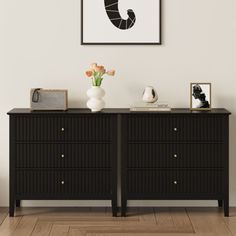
[
  {"left": 81, "top": 0, "right": 161, "bottom": 45},
  {"left": 190, "top": 83, "right": 211, "bottom": 110}
]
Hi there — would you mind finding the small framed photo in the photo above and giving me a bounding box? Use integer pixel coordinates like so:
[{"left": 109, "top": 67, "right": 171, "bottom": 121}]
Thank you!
[{"left": 190, "top": 83, "right": 212, "bottom": 110}]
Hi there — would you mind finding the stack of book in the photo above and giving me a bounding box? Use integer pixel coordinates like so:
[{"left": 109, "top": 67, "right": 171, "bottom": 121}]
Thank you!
[{"left": 130, "top": 101, "right": 171, "bottom": 112}]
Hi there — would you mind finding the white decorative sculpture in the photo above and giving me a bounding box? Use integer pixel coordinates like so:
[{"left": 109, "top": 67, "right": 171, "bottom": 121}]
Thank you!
[{"left": 142, "top": 86, "right": 158, "bottom": 103}]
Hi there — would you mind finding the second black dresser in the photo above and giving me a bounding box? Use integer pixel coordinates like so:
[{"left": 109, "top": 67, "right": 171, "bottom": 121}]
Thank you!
[{"left": 121, "top": 109, "right": 230, "bottom": 217}]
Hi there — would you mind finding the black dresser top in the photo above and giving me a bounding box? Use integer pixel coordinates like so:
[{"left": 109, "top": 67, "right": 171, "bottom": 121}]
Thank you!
[{"left": 8, "top": 108, "right": 231, "bottom": 115}]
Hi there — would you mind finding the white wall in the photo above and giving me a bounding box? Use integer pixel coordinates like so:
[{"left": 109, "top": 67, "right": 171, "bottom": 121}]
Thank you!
[{"left": 1, "top": 0, "right": 236, "bottom": 207}]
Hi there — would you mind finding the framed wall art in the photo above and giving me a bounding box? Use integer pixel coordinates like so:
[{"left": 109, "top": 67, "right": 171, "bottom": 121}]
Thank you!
[
  {"left": 81, "top": 0, "right": 162, "bottom": 45},
  {"left": 190, "top": 83, "right": 212, "bottom": 111}
]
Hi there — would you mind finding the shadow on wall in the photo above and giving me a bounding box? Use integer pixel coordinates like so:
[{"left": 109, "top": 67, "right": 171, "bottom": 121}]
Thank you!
[
  {"left": 229, "top": 112, "right": 236, "bottom": 195},
  {"left": 215, "top": 95, "right": 236, "bottom": 198},
  {"left": 69, "top": 99, "right": 87, "bottom": 108},
  {"left": 0, "top": 176, "right": 9, "bottom": 207}
]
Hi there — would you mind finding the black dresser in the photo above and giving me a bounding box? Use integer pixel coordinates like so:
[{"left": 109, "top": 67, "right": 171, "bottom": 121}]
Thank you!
[
  {"left": 8, "top": 108, "right": 230, "bottom": 217},
  {"left": 8, "top": 109, "right": 118, "bottom": 217},
  {"left": 120, "top": 109, "right": 231, "bottom": 217}
]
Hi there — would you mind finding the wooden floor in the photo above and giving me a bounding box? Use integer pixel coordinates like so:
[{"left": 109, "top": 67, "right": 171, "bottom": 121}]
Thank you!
[{"left": 0, "top": 207, "right": 236, "bottom": 236}]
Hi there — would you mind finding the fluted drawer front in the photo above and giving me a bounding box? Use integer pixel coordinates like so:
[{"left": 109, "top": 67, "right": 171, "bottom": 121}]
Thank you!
[
  {"left": 16, "top": 115, "right": 115, "bottom": 141},
  {"left": 127, "top": 169, "right": 223, "bottom": 195},
  {"left": 16, "top": 170, "right": 111, "bottom": 196},
  {"left": 16, "top": 116, "right": 65, "bottom": 142},
  {"left": 127, "top": 115, "right": 225, "bottom": 142},
  {"left": 127, "top": 143, "right": 224, "bottom": 168},
  {"left": 63, "top": 116, "right": 115, "bottom": 141},
  {"left": 16, "top": 143, "right": 112, "bottom": 168}
]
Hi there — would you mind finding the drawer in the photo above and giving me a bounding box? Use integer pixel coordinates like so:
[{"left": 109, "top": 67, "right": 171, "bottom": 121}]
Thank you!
[
  {"left": 15, "top": 115, "right": 116, "bottom": 142},
  {"left": 127, "top": 143, "right": 224, "bottom": 168},
  {"left": 16, "top": 143, "right": 113, "bottom": 168},
  {"left": 126, "top": 115, "right": 225, "bottom": 142},
  {"left": 16, "top": 116, "right": 65, "bottom": 142},
  {"left": 63, "top": 116, "right": 116, "bottom": 141},
  {"left": 127, "top": 169, "right": 223, "bottom": 195},
  {"left": 16, "top": 170, "right": 111, "bottom": 196}
]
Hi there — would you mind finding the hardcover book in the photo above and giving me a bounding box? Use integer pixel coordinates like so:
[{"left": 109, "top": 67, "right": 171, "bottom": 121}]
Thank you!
[{"left": 130, "top": 102, "right": 171, "bottom": 112}]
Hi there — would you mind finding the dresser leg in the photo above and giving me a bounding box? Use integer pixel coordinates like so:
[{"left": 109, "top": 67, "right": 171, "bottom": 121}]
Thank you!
[
  {"left": 112, "top": 206, "right": 117, "bottom": 217},
  {"left": 9, "top": 200, "right": 15, "bottom": 217},
  {"left": 16, "top": 200, "right": 20, "bottom": 208},
  {"left": 218, "top": 200, "right": 223, "bottom": 207},
  {"left": 224, "top": 198, "right": 229, "bottom": 217},
  {"left": 112, "top": 200, "right": 117, "bottom": 217},
  {"left": 121, "top": 199, "right": 127, "bottom": 217}
]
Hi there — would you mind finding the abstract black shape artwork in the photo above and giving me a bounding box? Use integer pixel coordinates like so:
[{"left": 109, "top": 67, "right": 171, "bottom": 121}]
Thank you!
[
  {"left": 192, "top": 85, "right": 210, "bottom": 108},
  {"left": 190, "top": 83, "right": 211, "bottom": 110},
  {"left": 81, "top": 0, "right": 161, "bottom": 45},
  {"left": 104, "top": 0, "right": 136, "bottom": 30}
]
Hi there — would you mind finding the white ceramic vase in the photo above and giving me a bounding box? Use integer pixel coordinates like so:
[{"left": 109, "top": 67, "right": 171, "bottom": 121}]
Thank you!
[{"left": 87, "top": 86, "right": 105, "bottom": 112}]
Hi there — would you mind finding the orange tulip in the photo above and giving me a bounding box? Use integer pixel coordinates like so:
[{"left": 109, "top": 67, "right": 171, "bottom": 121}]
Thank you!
[
  {"left": 94, "top": 65, "right": 105, "bottom": 74},
  {"left": 106, "top": 70, "right": 115, "bottom": 76},
  {"left": 90, "top": 63, "right": 97, "bottom": 70},
  {"left": 85, "top": 70, "right": 93, "bottom": 77}
]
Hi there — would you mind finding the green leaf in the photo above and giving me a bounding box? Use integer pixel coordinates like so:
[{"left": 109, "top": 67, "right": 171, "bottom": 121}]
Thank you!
[
  {"left": 96, "top": 77, "right": 103, "bottom": 86},
  {"left": 93, "top": 72, "right": 98, "bottom": 79}
]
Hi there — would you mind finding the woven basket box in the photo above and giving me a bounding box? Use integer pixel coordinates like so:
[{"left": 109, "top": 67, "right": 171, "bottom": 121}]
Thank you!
[{"left": 30, "top": 89, "right": 68, "bottom": 111}]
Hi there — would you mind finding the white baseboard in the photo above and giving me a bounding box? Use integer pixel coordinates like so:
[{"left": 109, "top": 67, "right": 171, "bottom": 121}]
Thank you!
[{"left": 0, "top": 200, "right": 234, "bottom": 207}]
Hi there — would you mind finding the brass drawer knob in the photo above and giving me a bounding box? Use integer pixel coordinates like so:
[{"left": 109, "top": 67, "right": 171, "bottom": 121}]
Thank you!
[
  {"left": 173, "top": 154, "right": 178, "bottom": 158},
  {"left": 61, "top": 154, "right": 65, "bottom": 158},
  {"left": 61, "top": 128, "right": 65, "bottom": 131},
  {"left": 173, "top": 181, "right": 178, "bottom": 185},
  {"left": 61, "top": 181, "right": 65, "bottom": 185},
  {"left": 173, "top": 127, "right": 178, "bottom": 132}
]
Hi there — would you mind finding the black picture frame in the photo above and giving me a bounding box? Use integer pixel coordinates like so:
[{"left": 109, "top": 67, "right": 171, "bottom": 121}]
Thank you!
[{"left": 81, "top": 0, "right": 162, "bottom": 45}]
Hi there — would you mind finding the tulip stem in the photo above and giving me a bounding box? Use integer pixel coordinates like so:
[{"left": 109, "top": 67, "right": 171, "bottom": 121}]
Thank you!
[{"left": 92, "top": 77, "right": 96, "bottom": 86}]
